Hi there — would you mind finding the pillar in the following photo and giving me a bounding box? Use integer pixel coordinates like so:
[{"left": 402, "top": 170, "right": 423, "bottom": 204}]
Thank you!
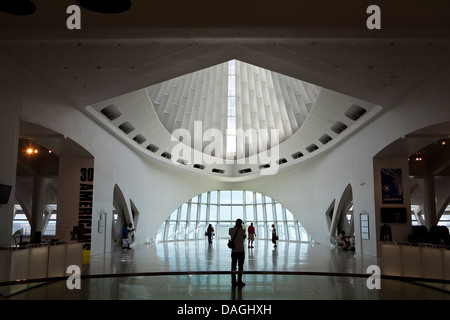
[
  {"left": 423, "top": 175, "right": 438, "bottom": 229},
  {"left": 0, "top": 106, "right": 20, "bottom": 247},
  {"left": 30, "top": 176, "right": 46, "bottom": 241}
]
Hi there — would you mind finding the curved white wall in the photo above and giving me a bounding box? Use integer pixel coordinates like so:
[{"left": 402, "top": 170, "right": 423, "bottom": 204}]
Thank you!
[{"left": 2, "top": 48, "right": 449, "bottom": 257}]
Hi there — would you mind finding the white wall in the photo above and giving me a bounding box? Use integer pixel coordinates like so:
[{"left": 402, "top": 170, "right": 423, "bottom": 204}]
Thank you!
[
  {"left": 0, "top": 51, "right": 22, "bottom": 246},
  {"left": 1, "top": 46, "right": 449, "bottom": 258},
  {"left": 233, "top": 67, "right": 450, "bottom": 256}
]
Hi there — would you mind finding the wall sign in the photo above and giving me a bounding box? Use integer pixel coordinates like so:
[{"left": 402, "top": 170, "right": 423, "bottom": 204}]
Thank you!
[
  {"left": 381, "top": 168, "right": 403, "bottom": 204},
  {"left": 360, "top": 213, "right": 370, "bottom": 240},
  {"left": 78, "top": 167, "right": 94, "bottom": 250}
]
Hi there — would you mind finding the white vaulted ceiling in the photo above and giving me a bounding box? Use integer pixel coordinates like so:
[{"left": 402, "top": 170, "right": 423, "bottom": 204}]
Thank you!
[
  {"left": 0, "top": 1, "right": 448, "bottom": 180},
  {"left": 87, "top": 59, "right": 381, "bottom": 180},
  {"left": 147, "top": 60, "right": 320, "bottom": 158}
]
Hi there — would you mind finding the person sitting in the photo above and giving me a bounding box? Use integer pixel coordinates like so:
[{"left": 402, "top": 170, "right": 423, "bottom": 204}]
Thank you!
[{"left": 338, "top": 231, "right": 350, "bottom": 250}]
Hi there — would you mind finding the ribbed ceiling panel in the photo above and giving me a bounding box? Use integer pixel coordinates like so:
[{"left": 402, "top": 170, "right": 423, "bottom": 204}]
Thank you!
[{"left": 147, "top": 60, "right": 320, "bottom": 159}]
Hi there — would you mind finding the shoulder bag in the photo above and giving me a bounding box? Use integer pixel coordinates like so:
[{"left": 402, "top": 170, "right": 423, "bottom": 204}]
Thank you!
[{"left": 227, "top": 228, "right": 239, "bottom": 249}]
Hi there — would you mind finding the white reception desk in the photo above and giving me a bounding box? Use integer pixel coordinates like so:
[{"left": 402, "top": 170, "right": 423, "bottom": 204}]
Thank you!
[
  {"left": 382, "top": 242, "right": 450, "bottom": 280},
  {"left": 0, "top": 242, "right": 83, "bottom": 296}
]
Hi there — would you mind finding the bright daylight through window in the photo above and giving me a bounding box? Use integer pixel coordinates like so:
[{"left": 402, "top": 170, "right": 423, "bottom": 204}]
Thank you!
[
  {"left": 155, "top": 190, "right": 312, "bottom": 242},
  {"left": 226, "top": 60, "right": 237, "bottom": 157}
]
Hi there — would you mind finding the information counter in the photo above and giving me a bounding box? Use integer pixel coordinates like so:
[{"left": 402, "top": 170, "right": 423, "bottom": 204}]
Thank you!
[
  {"left": 0, "top": 242, "right": 83, "bottom": 296},
  {"left": 381, "top": 242, "right": 450, "bottom": 280}
]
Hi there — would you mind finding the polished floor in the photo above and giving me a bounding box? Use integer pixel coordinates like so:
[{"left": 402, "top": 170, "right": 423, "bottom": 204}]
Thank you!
[{"left": 2, "top": 239, "right": 450, "bottom": 300}]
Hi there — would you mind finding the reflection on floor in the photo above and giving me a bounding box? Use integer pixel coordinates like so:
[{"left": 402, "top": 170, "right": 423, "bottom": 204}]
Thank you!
[{"left": 2, "top": 240, "right": 450, "bottom": 300}]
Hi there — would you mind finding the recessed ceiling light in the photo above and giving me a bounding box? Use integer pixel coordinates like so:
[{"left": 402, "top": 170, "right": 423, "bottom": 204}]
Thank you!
[
  {"left": 0, "top": 0, "right": 36, "bottom": 15},
  {"left": 76, "top": 0, "right": 131, "bottom": 14}
]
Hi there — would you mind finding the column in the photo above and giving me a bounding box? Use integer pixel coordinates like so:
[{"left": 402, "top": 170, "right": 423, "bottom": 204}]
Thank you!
[
  {"left": 0, "top": 108, "right": 19, "bottom": 247},
  {"left": 423, "top": 175, "right": 438, "bottom": 229},
  {"left": 30, "top": 176, "right": 45, "bottom": 241}
]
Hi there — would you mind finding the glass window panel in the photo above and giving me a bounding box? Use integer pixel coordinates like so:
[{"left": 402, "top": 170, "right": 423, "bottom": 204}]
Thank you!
[
  {"left": 256, "top": 224, "right": 265, "bottom": 239},
  {"left": 232, "top": 190, "right": 243, "bottom": 204},
  {"left": 180, "top": 203, "right": 188, "bottom": 220},
  {"left": 44, "top": 222, "right": 56, "bottom": 236},
  {"left": 276, "top": 222, "right": 285, "bottom": 240},
  {"left": 178, "top": 221, "right": 186, "bottom": 240},
  {"left": 14, "top": 213, "right": 28, "bottom": 220},
  {"left": 219, "top": 222, "right": 233, "bottom": 238},
  {"left": 190, "top": 204, "right": 198, "bottom": 221},
  {"left": 201, "top": 192, "right": 209, "bottom": 203},
  {"left": 187, "top": 222, "right": 197, "bottom": 239},
  {"left": 228, "top": 97, "right": 236, "bottom": 111},
  {"left": 228, "top": 81, "right": 236, "bottom": 97},
  {"left": 287, "top": 222, "right": 296, "bottom": 241},
  {"left": 220, "top": 190, "right": 232, "bottom": 204},
  {"left": 286, "top": 209, "right": 294, "bottom": 221},
  {"left": 167, "top": 221, "right": 177, "bottom": 241},
  {"left": 256, "top": 193, "right": 263, "bottom": 204},
  {"left": 210, "top": 191, "right": 218, "bottom": 204},
  {"left": 198, "top": 222, "right": 207, "bottom": 236},
  {"left": 232, "top": 206, "right": 244, "bottom": 221},
  {"left": 155, "top": 222, "right": 166, "bottom": 241},
  {"left": 209, "top": 205, "right": 218, "bottom": 221},
  {"left": 221, "top": 206, "right": 232, "bottom": 220},
  {"left": 169, "top": 209, "right": 178, "bottom": 221},
  {"left": 275, "top": 203, "right": 284, "bottom": 221},
  {"left": 155, "top": 189, "right": 312, "bottom": 241},
  {"left": 12, "top": 222, "right": 31, "bottom": 235},
  {"left": 256, "top": 205, "right": 264, "bottom": 221},
  {"left": 245, "top": 205, "right": 255, "bottom": 222},
  {"left": 299, "top": 226, "right": 309, "bottom": 242},
  {"left": 266, "top": 204, "right": 273, "bottom": 221},
  {"left": 199, "top": 204, "right": 207, "bottom": 220},
  {"left": 245, "top": 191, "right": 254, "bottom": 204},
  {"left": 226, "top": 135, "right": 236, "bottom": 154}
]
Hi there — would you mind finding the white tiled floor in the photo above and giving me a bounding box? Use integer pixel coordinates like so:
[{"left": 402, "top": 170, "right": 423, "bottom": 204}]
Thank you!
[{"left": 2, "top": 239, "right": 450, "bottom": 300}]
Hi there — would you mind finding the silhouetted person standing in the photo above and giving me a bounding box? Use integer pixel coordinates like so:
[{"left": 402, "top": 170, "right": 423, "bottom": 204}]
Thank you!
[{"left": 229, "top": 219, "right": 246, "bottom": 286}]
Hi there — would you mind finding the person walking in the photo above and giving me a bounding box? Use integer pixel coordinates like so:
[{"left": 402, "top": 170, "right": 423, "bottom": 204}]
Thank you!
[
  {"left": 247, "top": 222, "right": 256, "bottom": 248},
  {"left": 229, "top": 219, "right": 246, "bottom": 286},
  {"left": 271, "top": 224, "right": 277, "bottom": 248},
  {"left": 207, "top": 224, "right": 215, "bottom": 244}
]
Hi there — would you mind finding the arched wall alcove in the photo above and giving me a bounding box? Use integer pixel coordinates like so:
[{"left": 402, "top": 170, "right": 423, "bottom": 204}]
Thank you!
[{"left": 112, "top": 183, "right": 132, "bottom": 246}]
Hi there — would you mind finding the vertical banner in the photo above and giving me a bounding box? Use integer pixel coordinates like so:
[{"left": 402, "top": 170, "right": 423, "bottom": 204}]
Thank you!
[
  {"left": 79, "top": 167, "right": 94, "bottom": 253},
  {"left": 381, "top": 168, "right": 403, "bottom": 204}
]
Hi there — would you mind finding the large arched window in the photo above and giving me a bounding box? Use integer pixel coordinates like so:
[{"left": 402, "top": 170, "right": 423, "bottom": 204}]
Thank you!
[{"left": 155, "top": 190, "right": 312, "bottom": 242}]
